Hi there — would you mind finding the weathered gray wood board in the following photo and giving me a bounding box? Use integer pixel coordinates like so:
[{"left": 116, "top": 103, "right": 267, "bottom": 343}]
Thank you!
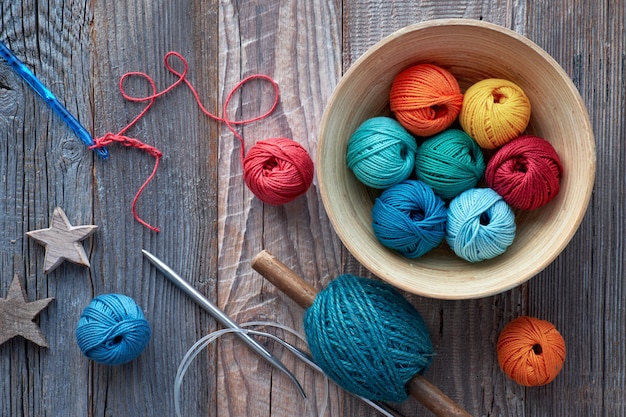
[{"left": 0, "top": 1, "right": 623, "bottom": 416}]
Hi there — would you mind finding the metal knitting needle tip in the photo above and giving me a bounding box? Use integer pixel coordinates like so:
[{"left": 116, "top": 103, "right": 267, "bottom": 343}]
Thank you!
[{"left": 141, "top": 249, "right": 307, "bottom": 398}]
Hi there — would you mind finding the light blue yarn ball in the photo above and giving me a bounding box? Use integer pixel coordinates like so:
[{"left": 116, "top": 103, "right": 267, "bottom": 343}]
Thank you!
[
  {"left": 372, "top": 180, "right": 447, "bottom": 258},
  {"left": 76, "top": 294, "right": 151, "bottom": 365},
  {"left": 346, "top": 116, "right": 418, "bottom": 189},
  {"left": 446, "top": 188, "right": 516, "bottom": 262}
]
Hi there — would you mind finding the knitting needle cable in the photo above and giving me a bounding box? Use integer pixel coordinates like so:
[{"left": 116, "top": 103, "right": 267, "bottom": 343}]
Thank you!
[
  {"left": 174, "top": 322, "right": 405, "bottom": 417},
  {"left": 0, "top": 40, "right": 108, "bottom": 158},
  {"left": 142, "top": 249, "right": 306, "bottom": 398}
]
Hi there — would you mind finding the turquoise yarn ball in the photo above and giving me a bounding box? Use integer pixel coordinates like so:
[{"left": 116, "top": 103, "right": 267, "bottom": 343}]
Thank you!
[
  {"left": 446, "top": 188, "right": 516, "bottom": 262},
  {"left": 372, "top": 180, "right": 447, "bottom": 258},
  {"left": 415, "top": 129, "right": 485, "bottom": 200},
  {"left": 346, "top": 116, "right": 418, "bottom": 189},
  {"left": 76, "top": 294, "right": 151, "bottom": 365},
  {"left": 303, "top": 274, "right": 433, "bottom": 402}
]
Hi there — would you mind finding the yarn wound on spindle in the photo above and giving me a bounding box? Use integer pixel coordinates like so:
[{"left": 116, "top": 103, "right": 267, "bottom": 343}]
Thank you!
[
  {"left": 243, "top": 138, "right": 314, "bottom": 205},
  {"left": 414, "top": 129, "right": 486, "bottom": 200},
  {"left": 303, "top": 274, "right": 433, "bottom": 402},
  {"left": 372, "top": 180, "right": 447, "bottom": 258},
  {"left": 390, "top": 63, "right": 464, "bottom": 137},
  {"left": 497, "top": 316, "right": 566, "bottom": 386},
  {"left": 485, "top": 135, "right": 563, "bottom": 210},
  {"left": 446, "top": 187, "right": 516, "bottom": 262},
  {"left": 459, "top": 78, "right": 531, "bottom": 149},
  {"left": 75, "top": 294, "right": 151, "bottom": 366},
  {"left": 346, "top": 117, "right": 418, "bottom": 189}
]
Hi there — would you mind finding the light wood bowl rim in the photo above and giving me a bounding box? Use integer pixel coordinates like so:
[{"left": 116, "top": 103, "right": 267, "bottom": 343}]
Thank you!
[{"left": 317, "top": 19, "right": 596, "bottom": 299}]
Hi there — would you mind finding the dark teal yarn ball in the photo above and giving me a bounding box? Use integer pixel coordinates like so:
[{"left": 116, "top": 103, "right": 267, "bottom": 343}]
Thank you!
[
  {"left": 372, "top": 180, "right": 447, "bottom": 258},
  {"left": 76, "top": 294, "right": 151, "bottom": 366},
  {"left": 415, "top": 129, "right": 485, "bottom": 200},
  {"left": 346, "top": 116, "right": 418, "bottom": 189},
  {"left": 446, "top": 188, "right": 517, "bottom": 262},
  {"left": 303, "top": 274, "right": 433, "bottom": 402}
]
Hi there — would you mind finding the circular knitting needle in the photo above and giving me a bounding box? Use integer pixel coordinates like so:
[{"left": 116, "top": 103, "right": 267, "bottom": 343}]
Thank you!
[
  {"left": 141, "top": 249, "right": 306, "bottom": 398},
  {"left": 251, "top": 250, "right": 473, "bottom": 417}
]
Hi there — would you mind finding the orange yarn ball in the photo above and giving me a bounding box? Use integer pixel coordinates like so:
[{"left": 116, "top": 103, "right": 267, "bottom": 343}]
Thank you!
[
  {"left": 497, "top": 316, "right": 566, "bottom": 387},
  {"left": 459, "top": 78, "right": 531, "bottom": 149},
  {"left": 389, "top": 64, "right": 463, "bottom": 137}
]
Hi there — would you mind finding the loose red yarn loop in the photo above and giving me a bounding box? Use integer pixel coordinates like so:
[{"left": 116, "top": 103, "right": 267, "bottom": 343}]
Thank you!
[
  {"left": 160, "top": 52, "right": 313, "bottom": 205},
  {"left": 93, "top": 51, "right": 313, "bottom": 231},
  {"left": 389, "top": 64, "right": 463, "bottom": 137},
  {"left": 243, "top": 138, "right": 314, "bottom": 205},
  {"left": 485, "top": 135, "right": 563, "bottom": 210},
  {"left": 497, "top": 316, "right": 566, "bottom": 387}
]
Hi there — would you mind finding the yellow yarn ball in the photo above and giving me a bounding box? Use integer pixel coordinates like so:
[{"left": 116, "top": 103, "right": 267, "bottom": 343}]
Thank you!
[{"left": 459, "top": 79, "right": 531, "bottom": 149}]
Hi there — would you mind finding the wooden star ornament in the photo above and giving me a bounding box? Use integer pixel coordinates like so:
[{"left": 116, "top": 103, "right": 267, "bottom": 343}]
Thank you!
[
  {"left": 26, "top": 207, "right": 98, "bottom": 274},
  {"left": 0, "top": 274, "right": 54, "bottom": 347}
]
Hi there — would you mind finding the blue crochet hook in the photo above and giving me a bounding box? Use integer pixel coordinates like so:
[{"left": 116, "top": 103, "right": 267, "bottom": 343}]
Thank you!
[{"left": 0, "top": 40, "right": 108, "bottom": 158}]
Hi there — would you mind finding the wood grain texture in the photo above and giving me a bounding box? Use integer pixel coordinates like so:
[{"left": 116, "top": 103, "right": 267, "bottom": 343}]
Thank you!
[{"left": 0, "top": 0, "right": 623, "bottom": 416}]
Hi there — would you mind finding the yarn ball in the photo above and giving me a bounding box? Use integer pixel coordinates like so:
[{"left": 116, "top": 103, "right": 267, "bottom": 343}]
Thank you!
[
  {"left": 446, "top": 188, "right": 516, "bottom": 262},
  {"left": 415, "top": 129, "right": 486, "bottom": 200},
  {"left": 346, "top": 117, "right": 418, "bottom": 189},
  {"left": 459, "top": 78, "right": 531, "bottom": 149},
  {"left": 485, "top": 135, "right": 563, "bottom": 210},
  {"left": 389, "top": 63, "right": 464, "bottom": 137},
  {"left": 303, "top": 274, "right": 433, "bottom": 402},
  {"left": 243, "top": 137, "right": 314, "bottom": 205},
  {"left": 76, "top": 294, "right": 151, "bottom": 366},
  {"left": 372, "top": 180, "right": 447, "bottom": 258},
  {"left": 497, "top": 316, "right": 566, "bottom": 386}
]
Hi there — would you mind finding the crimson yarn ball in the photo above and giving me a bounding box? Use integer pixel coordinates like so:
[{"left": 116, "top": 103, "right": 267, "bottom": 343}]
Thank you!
[
  {"left": 243, "top": 137, "right": 314, "bottom": 205},
  {"left": 485, "top": 135, "right": 563, "bottom": 210}
]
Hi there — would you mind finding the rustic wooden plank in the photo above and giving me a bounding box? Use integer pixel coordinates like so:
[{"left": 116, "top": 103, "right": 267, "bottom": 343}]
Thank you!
[
  {"left": 525, "top": 1, "right": 625, "bottom": 416},
  {"left": 1, "top": 1, "right": 98, "bottom": 416},
  {"left": 217, "top": 0, "right": 344, "bottom": 416},
  {"left": 90, "top": 1, "right": 220, "bottom": 417}
]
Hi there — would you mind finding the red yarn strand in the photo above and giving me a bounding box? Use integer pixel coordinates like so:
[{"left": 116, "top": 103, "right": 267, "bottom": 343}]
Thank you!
[{"left": 91, "top": 51, "right": 307, "bottom": 230}]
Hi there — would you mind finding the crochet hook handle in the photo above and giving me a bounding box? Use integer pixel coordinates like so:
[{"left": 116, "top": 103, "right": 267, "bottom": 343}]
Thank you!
[
  {"left": 252, "top": 250, "right": 473, "bottom": 417},
  {"left": 0, "top": 40, "right": 108, "bottom": 158}
]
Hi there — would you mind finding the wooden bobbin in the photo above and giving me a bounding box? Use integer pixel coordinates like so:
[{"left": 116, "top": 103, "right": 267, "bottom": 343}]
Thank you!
[{"left": 252, "top": 250, "right": 473, "bottom": 417}]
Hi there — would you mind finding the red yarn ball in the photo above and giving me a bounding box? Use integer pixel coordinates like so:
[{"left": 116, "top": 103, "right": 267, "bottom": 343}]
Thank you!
[
  {"left": 243, "top": 137, "right": 314, "bottom": 205},
  {"left": 485, "top": 135, "right": 563, "bottom": 210}
]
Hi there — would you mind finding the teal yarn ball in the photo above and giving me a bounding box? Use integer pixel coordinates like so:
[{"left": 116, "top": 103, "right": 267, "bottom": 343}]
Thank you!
[
  {"left": 415, "top": 129, "right": 485, "bottom": 200},
  {"left": 446, "top": 188, "right": 516, "bottom": 262},
  {"left": 346, "top": 116, "right": 418, "bottom": 189},
  {"left": 372, "top": 180, "right": 447, "bottom": 258},
  {"left": 303, "top": 274, "right": 433, "bottom": 402},
  {"left": 76, "top": 294, "right": 151, "bottom": 365}
]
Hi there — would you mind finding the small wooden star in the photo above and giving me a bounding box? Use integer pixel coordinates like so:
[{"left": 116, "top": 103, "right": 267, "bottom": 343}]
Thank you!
[
  {"left": 0, "top": 274, "right": 54, "bottom": 347},
  {"left": 26, "top": 207, "right": 98, "bottom": 274}
]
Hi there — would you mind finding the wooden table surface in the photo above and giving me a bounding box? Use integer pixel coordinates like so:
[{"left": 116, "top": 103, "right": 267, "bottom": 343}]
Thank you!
[{"left": 1, "top": 1, "right": 623, "bottom": 416}]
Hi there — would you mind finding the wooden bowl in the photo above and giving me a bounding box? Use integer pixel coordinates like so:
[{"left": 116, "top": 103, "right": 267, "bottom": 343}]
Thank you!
[{"left": 317, "top": 19, "right": 595, "bottom": 299}]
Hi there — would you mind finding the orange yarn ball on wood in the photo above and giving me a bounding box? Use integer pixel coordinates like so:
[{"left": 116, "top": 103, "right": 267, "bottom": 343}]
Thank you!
[
  {"left": 497, "top": 316, "right": 566, "bottom": 387},
  {"left": 390, "top": 64, "right": 463, "bottom": 137}
]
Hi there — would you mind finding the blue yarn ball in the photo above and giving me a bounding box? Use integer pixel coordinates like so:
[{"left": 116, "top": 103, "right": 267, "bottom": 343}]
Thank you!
[
  {"left": 446, "top": 188, "right": 516, "bottom": 262},
  {"left": 415, "top": 129, "right": 485, "bottom": 200},
  {"left": 303, "top": 274, "right": 433, "bottom": 402},
  {"left": 372, "top": 180, "right": 447, "bottom": 258},
  {"left": 76, "top": 294, "right": 151, "bottom": 365},
  {"left": 346, "top": 116, "right": 418, "bottom": 189}
]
